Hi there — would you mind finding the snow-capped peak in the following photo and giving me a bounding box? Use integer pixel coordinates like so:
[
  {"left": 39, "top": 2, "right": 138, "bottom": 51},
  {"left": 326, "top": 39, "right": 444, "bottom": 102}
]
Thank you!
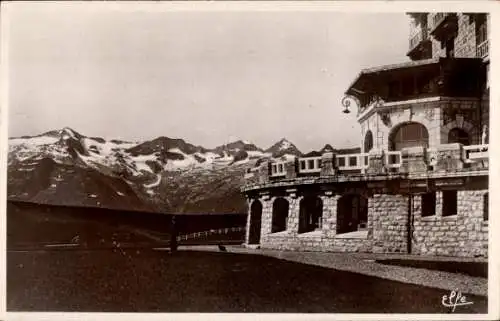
[{"left": 277, "top": 138, "right": 292, "bottom": 150}]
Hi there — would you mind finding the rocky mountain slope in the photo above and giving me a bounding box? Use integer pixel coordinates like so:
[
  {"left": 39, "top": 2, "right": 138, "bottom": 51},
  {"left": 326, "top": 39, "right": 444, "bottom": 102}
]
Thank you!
[{"left": 8, "top": 127, "right": 314, "bottom": 213}]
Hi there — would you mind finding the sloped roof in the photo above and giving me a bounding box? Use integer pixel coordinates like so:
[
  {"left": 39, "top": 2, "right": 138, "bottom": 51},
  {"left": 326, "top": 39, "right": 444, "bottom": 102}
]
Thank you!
[{"left": 345, "top": 58, "right": 440, "bottom": 96}]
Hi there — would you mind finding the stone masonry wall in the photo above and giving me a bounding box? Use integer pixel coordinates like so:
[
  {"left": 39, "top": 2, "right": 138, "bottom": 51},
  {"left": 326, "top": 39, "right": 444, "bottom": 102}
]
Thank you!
[
  {"left": 359, "top": 98, "right": 481, "bottom": 155},
  {"left": 259, "top": 195, "right": 372, "bottom": 253},
  {"left": 412, "top": 190, "right": 488, "bottom": 257},
  {"left": 371, "top": 194, "right": 409, "bottom": 253},
  {"left": 454, "top": 14, "right": 477, "bottom": 58},
  {"left": 247, "top": 187, "right": 487, "bottom": 258}
]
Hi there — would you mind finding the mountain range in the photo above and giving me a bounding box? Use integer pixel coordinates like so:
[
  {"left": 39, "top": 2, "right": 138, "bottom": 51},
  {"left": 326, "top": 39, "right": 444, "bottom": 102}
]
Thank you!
[{"left": 8, "top": 127, "right": 358, "bottom": 214}]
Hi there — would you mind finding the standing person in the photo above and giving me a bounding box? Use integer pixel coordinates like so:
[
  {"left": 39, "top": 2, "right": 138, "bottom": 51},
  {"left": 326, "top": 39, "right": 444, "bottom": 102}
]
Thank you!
[{"left": 170, "top": 215, "right": 178, "bottom": 253}]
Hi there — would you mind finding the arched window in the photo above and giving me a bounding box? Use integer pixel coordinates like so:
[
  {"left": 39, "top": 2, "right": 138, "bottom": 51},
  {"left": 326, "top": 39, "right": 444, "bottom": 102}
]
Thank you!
[
  {"left": 272, "top": 198, "right": 289, "bottom": 233},
  {"left": 389, "top": 122, "right": 429, "bottom": 151},
  {"left": 298, "top": 196, "right": 323, "bottom": 233},
  {"left": 364, "top": 130, "right": 374, "bottom": 153},
  {"left": 448, "top": 128, "right": 470, "bottom": 145},
  {"left": 248, "top": 200, "right": 262, "bottom": 244},
  {"left": 337, "top": 194, "right": 368, "bottom": 234}
]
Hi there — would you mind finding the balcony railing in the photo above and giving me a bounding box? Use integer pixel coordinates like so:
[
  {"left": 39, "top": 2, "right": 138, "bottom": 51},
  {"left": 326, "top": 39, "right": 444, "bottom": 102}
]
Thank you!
[
  {"left": 409, "top": 28, "right": 429, "bottom": 52},
  {"left": 477, "top": 40, "right": 489, "bottom": 59},
  {"left": 298, "top": 157, "right": 322, "bottom": 174},
  {"left": 385, "top": 151, "right": 403, "bottom": 168},
  {"left": 336, "top": 153, "right": 369, "bottom": 171},
  {"left": 463, "top": 144, "right": 488, "bottom": 163},
  {"left": 270, "top": 161, "right": 287, "bottom": 177}
]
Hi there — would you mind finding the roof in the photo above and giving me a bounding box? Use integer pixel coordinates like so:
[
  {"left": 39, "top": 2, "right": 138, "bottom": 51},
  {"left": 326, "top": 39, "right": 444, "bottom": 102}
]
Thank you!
[
  {"left": 345, "top": 57, "right": 484, "bottom": 98},
  {"left": 345, "top": 58, "right": 440, "bottom": 96}
]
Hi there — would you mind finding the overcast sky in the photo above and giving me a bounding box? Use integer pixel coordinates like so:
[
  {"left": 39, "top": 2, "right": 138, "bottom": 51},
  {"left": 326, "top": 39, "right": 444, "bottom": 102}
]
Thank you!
[{"left": 7, "top": 4, "right": 410, "bottom": 152}]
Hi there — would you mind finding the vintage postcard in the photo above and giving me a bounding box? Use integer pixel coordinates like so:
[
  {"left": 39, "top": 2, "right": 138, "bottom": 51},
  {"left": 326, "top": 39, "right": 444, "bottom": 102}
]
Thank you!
[{"left": 0, "top": 1, "right": 498, "bottom": 320}]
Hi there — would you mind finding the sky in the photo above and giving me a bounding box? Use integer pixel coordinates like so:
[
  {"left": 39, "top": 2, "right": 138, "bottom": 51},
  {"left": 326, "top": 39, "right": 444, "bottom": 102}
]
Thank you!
[{"left": 7, "top": 4, "right": 410, "bottom": 152}]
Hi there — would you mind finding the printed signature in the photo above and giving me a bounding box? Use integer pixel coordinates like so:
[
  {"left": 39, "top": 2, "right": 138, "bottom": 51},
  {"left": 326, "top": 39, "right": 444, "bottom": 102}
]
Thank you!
[{"left": 442, "top": 290, "right": 473, "bottom": 312}]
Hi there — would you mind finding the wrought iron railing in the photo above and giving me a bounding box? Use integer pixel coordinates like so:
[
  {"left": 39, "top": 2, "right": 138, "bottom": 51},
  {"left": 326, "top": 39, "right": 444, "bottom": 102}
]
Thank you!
[
  {"left": 477, "top": 40, "right": 489, "bottom": 59},
  {"left": 176, "top": 227, "right": 245, "bottom": 242}
]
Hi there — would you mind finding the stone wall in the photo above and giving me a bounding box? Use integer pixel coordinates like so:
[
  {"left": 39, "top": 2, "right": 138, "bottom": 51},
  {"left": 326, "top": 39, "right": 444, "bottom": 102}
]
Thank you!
[
  {"left": 411, "top": 190, "right": 488, "bottom": 257},
  {"left": 246, "top": 180, "right": 488, "bottom": 258},
  {"left": 258, "top": 194, "right": 372, "bottom": 253},
  {"left": 359, "top": 98, "right": 482, "bottom": 156},
  {"left": 454, "top": 14, "right": 477, "bottom": 58},
  {"left": 371, "top": 194, "right": 409, "bottom": 253}
]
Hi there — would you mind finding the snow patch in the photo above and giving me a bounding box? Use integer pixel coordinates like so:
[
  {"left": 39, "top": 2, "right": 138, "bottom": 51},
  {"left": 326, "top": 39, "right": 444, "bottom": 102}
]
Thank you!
[
  {"left": 10, "top": 136, "right": 59, "bottom": 146},
  {"left": 144, "top": 175, "right": 162, "bottom": 188}
]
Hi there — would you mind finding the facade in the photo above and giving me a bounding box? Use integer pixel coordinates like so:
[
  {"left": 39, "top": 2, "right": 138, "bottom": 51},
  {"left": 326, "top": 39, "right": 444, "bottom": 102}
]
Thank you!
[{"left": 241, "top": 13, "right": 489, "bottom": 258}]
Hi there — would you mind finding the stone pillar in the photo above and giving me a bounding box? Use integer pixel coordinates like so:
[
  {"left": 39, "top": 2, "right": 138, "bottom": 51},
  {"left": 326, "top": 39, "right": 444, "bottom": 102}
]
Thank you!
[
  {"left": 285, "top": 157, "right": 297, "bottom": 179},
  {"left": 260, "top": 194, "right": 272, "bottom": 239},
  {"left": 433, "top": 143, "right": 464, "bottom": 172},
  {"left": 321, "top": 193, "right": 340, "bottom": 238},
  {"left": 286, "top": 193, "right": 301, "bottom": 235},
  {"left": 258, "top": 161, "right": 270, "bottom": 184},
  {"left": 401, "top": 146, "right": 427, "bottom": 174},
  {"left": 320, "top": 152, "right": 336, "bottom": 176},
  {"left": 367, "top": 149, "right": 385, "bottom": 175}
]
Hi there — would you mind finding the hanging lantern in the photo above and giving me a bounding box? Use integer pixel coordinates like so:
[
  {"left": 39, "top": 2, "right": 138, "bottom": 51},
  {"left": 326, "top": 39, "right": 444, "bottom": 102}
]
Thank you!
[{"left": 341, "top": 95, "right": 356, "bottom": 114}]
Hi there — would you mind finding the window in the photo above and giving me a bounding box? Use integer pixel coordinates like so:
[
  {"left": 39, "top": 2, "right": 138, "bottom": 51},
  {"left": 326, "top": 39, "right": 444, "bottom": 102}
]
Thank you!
[
  {"left": 483, "top": 193, "right": 489, "bottom": 221},
  {"left": 300, "top": 160, "right": 306, "bottom": 170},
  {"left": 448, "top": 128, "right": 470, "bottom": 145},
  {"left": 389, "top": 122, "right": 429, "bottom": 151},
  {"left": 272, "top": 198, "right": 289, "bottom": 233},
  {"left": 337, "top": 157, "right": 345, "bottom": 167},
  {"left": 421, "top": 192, "right": 436, "bottom": 217},
  {"left": 337, "top": 195, "right": 368, "bottom": 234},
  {"left": 476, "top": 14, "right": 488, "bottom": 45},
  {"left": 278, "top": 164, "right": 284, "bottom": 172},
  {"left": 442, "top": 190, "right": 458, "bottom": 217},
  {"left": 298, "top": 196, "right": 323, "bottom": 233},
  {"left": 308, "top": 159, "right": 315, "bottom": 169},
  {"left": 364, "top": 131, "right": 374, "bottom": 153}
]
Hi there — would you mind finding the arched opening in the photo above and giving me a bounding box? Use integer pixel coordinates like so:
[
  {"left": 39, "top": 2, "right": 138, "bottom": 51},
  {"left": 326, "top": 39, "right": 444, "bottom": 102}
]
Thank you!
[
  {"left": 448, "top": 127, "right": 470, "bottom": 145},
  {"left": 336, "top": 194, "right": 368, "bottom": 234},
  {"left": 364, "top": 130, "right": 374, "bottom": 153},
  {"left": 248, "top": 200, "right": 262, "bottom": 244},
  {"left": 271, "top": 198, "right": 289, "bottom": 233},
  {"left": 298, "top": 196, "right": 323, "bottom": 233},
  {"left": 389, "top": 122, "right": 429, "bottom": 151}
]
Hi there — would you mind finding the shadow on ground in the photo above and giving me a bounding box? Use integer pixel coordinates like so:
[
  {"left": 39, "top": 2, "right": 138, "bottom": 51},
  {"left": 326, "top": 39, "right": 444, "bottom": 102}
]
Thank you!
[
  {"left": 376, "top": 259, "right": 488, "bottom": 278},
  {"left": 8, "top": 249, "right": 487, "bottom": 313}
]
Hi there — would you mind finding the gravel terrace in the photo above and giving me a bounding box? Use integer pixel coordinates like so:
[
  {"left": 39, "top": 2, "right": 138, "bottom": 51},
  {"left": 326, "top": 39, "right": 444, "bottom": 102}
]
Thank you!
[{"left": 184, "top": 245, "right": 488, "bottom": 297}]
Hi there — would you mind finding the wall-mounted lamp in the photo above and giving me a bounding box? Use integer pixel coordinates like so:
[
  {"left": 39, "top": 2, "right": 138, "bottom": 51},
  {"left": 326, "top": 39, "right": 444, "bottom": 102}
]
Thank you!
[{"left": 341, "top": 95, "right": 360, "bottom": 114}]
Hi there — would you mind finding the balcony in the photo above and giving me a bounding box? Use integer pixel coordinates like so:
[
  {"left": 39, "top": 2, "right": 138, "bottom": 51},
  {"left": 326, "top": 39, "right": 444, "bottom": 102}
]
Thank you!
[
  {"left": 298, "top": 157, "right": 322, "bottom": 174},
  {"left": 336, "top": 153, "right": 369, "bottom": 171},
  {"left": 270, "top": 161, "right": 287, "bottom": 177},
  {"left": 243, "top": 143, "right": 489, "bottom": 190},
  {"left": 407, "top": 28, "right": 432, "bottom": 60},
  {"left": 463, "top": 144, "right": 488, "bottom": 163},
  {"left": 429, "top": 13, "right": 458, "bottom": 41},
  {"left": 477, "top": 40, "right": 489, "bottom": 60}
]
